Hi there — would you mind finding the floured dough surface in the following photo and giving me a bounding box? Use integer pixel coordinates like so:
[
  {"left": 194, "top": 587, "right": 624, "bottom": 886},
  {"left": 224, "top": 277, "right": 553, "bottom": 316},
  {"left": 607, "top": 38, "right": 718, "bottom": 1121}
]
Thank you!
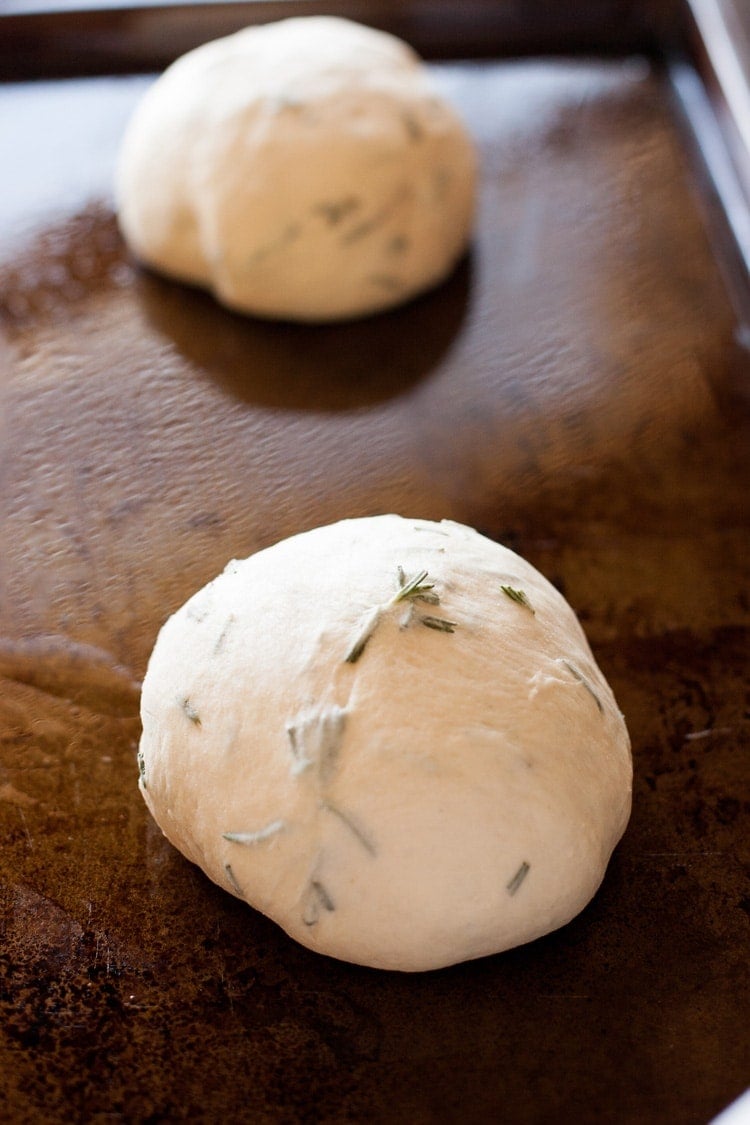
[
  {"left": 116, "top": 16, "right": 477, "bottom": 321},
  {"left": 138, "top": 516, "right": 632, "bottom": 971}
]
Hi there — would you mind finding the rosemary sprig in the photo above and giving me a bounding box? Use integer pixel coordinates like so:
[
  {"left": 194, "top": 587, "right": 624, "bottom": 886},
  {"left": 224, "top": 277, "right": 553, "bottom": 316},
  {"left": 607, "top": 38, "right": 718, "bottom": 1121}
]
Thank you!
[
  {"left": 501, "top": 586, "right": 535, "bottom": 614},
  {"left": 344, "top": 567, "right": 457, "bottom": 663},
  {"left": 393, "top": 568, "right": 435, "bottom": 603},
  {"left": 136, "top": 748, "right": 147, "bottom": 789}
]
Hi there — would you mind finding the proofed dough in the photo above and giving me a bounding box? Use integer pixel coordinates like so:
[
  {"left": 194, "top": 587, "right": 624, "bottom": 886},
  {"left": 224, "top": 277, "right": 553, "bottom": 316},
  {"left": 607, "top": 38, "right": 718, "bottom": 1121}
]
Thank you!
[
  {"left": 116, "top": 17, "right": 477, "bottom": 321},
  {"left": 138, "top": 516, "right": 632, "bottom": 971}
]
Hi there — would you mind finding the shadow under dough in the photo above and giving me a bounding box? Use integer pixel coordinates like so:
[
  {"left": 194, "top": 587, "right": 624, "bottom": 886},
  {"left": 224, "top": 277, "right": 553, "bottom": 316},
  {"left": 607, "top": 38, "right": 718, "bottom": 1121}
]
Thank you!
[{"left": 135, "top": 253, "right": 474, "bottom": 414}]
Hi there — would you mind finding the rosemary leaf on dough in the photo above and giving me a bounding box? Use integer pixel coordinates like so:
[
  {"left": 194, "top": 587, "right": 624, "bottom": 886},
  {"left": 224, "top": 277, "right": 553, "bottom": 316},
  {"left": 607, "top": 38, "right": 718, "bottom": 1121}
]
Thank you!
[
  {"left": 419, "top": 615, "right": 457, "bottom": 633},
  {"left": 506, "top": 861, "right": 530, "bottom": 895},
  {"left": 500, "top": 586, "right": 535, "bottom": 614},
  {"left": 559, "top": 659, "right": 604, "bottom": 714},
  {"left": 343, "top": 568, "right": 455, "bottom": 663},
  {"left": 223, "top": 819, "right": 285, "bottom": 845},
  {"left": 179, "top": 697, "right": 202, "bottom": 726}
]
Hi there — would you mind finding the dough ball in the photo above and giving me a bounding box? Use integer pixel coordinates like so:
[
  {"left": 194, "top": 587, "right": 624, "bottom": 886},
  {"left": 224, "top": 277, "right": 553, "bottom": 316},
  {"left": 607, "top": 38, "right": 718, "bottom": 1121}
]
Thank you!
[
  {"left": 116, "top": 17, "right": 477, "bottom": 321},
  {"left": 138, "top": 516, "right": 631, "bottom": 971}
]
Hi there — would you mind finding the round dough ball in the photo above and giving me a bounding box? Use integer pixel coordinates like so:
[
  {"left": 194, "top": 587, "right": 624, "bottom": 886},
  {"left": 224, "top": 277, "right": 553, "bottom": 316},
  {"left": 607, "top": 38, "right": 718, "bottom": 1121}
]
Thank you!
[
  {"left": 116, "top": 17, "right": 477, "bottom": 321},
  {"left": 138, "top": 516, "right": 632, "bottom": 971}
]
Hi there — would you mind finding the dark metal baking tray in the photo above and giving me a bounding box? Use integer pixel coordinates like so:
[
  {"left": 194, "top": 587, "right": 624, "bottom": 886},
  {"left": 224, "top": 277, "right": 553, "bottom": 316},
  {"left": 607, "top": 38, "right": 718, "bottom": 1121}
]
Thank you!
[{"left": 1, "top": 2, "right": 748, "bottom": 1121}]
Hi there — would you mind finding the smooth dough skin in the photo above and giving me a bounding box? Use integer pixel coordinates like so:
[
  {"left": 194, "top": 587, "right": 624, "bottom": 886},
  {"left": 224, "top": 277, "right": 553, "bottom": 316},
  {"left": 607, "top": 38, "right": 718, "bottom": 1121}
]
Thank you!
[
  {"left": 116, "top": 17, "right": 477, "bottom": 321},
  {"left": 138, "top": 516, "right": 632, "bottom": 972}
]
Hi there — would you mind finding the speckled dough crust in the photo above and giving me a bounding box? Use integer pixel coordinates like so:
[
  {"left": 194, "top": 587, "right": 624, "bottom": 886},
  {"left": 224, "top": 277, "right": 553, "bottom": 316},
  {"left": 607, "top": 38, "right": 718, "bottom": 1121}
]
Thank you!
[
  {"left": 116, "top": 17, "right": 477, "bottom": 321},
  {"left": 138, "top": 516, "right": 632, "bottom": 971}
]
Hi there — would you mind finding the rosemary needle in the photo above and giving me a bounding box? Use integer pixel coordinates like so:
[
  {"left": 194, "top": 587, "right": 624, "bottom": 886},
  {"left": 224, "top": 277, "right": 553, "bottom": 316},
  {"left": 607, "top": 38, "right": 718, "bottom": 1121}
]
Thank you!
[
  {"left": 420, "top": 615, "right": 457, "bottom": 633},
  {"left": 500, "top": 586, "right": 535, "bottom": 614}
]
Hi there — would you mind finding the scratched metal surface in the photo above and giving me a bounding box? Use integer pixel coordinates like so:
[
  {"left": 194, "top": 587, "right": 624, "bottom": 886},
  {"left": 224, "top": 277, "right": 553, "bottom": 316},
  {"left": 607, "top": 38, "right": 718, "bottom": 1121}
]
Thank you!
[{"left": 1, "top": 57, "right": 749, "bottom": 1124}]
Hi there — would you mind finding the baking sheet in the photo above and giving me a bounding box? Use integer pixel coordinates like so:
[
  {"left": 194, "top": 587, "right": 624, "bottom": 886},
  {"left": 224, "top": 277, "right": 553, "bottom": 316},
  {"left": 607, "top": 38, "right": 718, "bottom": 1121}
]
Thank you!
[{"left": 1, "top": 49, "right": 749, "bottom": 1124}]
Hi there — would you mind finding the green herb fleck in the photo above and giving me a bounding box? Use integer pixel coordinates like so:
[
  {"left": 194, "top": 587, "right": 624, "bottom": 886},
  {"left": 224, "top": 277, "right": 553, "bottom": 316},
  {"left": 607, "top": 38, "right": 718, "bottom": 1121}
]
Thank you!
[
  {"left": 303, "top": 879, "right": 336, "bottom": 926},
  {"left": 213, "top": 614, "right": 235, "bottom": 654},
  {"left": 180, "top": 697, "right": 201, "bottom": 726},
  {"left": 136, "top": 748, "right": 147, "bottom": 789},
  {"left": 186, "top": 597, "right": 210, "bottom": 623},
  {"left": 322, "top": 800, "right": 376, "bottom": 857},
  {"left": 412, "top": 524, "right": 450, "bottom": 537},
  {"left": 402, "top": 111, "right": 424, "bottom": 141},
  {"left": 344, "top": 605, "right": 382, "bottom": 664},
  {"left": 247, "top": 222, "right": 301, "bottom": 266},
  {"left": 507, "top": 861, "right": 530, "bottom": 895},
  {"left": 501, "top": 586, "right": 535, "bottom": 614},
  {"left": 314, "top": 196, "right": 360, "bottom": 225},
  {"left": 224, "top": 863, "right": 243, "bottom": 895},
  {"left": 223, "top": 820, "right": 285, "bottom": 846},
  {"left": 286, "top": 723, "right": 306, "bottom": 771},
  {"left": 419, "top": 615, "right": 457, "bottom": 633},
  {"left": 393, "top": 568, "right": 435, "bottom": 603},
  {"left": 395, "top": 566, "right": 439, "bottom": 605},
  {"left": 318, "top": 708, "right": 347, "bottom": 783},
  {"left": 368, "top": 273, "right": 403, "bottom": 291},
  {"left": 560, "top": 659, "right": 604, "bottom": 713},
  {"left": 272, "top": 94, "right": 305, "bottom": 112}
]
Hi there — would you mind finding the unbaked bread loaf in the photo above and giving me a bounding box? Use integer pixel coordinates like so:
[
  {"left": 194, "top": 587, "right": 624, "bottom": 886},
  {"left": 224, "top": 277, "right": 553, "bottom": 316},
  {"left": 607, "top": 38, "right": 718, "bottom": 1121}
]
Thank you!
[
  {"left": 116, "top": 17, "right": 477, "bottom": 321},
  {"left": 138, "top": 516, "right": 631, "bottom": 971}
]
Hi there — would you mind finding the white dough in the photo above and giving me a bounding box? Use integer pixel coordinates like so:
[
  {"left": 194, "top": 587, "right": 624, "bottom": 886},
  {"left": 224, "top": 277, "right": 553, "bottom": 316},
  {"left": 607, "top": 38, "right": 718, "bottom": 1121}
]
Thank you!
[
  {"left": 138, "top": 516, "right": 632, "bottom": 971},
  {"left": 116, "top": 17, "right": 477, "bottom": 321}
]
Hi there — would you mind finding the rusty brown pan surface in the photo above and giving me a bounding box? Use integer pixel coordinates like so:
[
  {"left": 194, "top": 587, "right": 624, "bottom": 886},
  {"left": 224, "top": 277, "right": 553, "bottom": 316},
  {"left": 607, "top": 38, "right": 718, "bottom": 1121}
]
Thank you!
[{"left": 1, "top": 55, "right": 748, "bottom": 1123}]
